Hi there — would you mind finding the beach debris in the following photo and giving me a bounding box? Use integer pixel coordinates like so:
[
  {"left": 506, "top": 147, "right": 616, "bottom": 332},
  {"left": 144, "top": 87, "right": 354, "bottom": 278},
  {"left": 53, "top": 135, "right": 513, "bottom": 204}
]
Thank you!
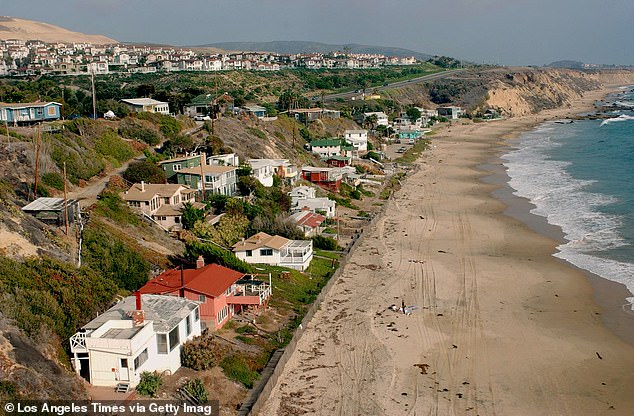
[
  {"left": 462, "top": 381, "right": 470, "bottom": 385},
  {"left": 401, "top": 392, "right": 408, "bottom": 396},
  {"left": 596, "top": 352, "right": 603, "bottom": 359},
  {"left": 419, "top": 216, "right": 425, "bottom": 219},
  {"left": 438, "top": 250, "right": 447, "bottom": 253},
  {"left": 456, "top": 393, "right": 463, "bottom": 398},
  {"left": 437, "top": 313, "right": 444, "bottom": 316},
  {"left": 414, "top": 363, "right": 430, "bottom": 374}
]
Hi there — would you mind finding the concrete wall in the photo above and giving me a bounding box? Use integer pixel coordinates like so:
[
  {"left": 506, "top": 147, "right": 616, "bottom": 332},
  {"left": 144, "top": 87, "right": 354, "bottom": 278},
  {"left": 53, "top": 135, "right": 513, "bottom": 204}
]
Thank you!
[{"left": 241, "top": 183, "right": 394, "bottom": 415}]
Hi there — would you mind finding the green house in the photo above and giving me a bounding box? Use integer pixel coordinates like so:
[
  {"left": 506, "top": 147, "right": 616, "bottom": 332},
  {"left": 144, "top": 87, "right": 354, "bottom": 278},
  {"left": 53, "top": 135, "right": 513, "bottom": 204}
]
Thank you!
[{"left": 158, "top": 155, "right": 202, "bottom": 181}]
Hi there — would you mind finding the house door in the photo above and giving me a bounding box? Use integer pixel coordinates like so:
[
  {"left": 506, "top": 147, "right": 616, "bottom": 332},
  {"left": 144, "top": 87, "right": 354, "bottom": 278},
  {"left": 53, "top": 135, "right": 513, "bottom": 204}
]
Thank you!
[{"left": 119, "top": 358, "right": 130, "bottom": 381}]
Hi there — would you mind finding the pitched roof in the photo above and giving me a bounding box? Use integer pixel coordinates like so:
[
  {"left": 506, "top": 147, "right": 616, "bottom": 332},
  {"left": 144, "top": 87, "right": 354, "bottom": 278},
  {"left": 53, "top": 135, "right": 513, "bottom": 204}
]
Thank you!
[
  {"left": 158, "top": 154, "right": 201, "bottom": 165},
  {"left": 290, "top": 211, "right": 325, "bottom": 228},
  {"left": 0, "top": 101, "right": 62, "bottom": 109},
  {"left": 122, "top": 183, "right": 192, "bottom": 202},
  {"left": 310, "top": 138, "right": 343, "bottom": 148},
  {"left": 22, "top": 197, "right": 78, "bottom": 212},
  {"left": 232, "top": 232, "right": 289, "bottom": 252},
  {"left": 140, "top": 263, "right": 246, "bottom": 298}
]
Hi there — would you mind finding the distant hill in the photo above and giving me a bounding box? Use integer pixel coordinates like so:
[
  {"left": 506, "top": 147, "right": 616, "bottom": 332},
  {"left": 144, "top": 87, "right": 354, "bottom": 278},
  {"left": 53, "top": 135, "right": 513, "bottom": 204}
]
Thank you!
[
  {"left": 0, "top": 16, "right": 116, "bottom": 44},
  {"left": 546, "top": 60, "right": 585, "bottom": 69},
  {"left": 198, "top": 40, "right": 434, "bottom": 61}
]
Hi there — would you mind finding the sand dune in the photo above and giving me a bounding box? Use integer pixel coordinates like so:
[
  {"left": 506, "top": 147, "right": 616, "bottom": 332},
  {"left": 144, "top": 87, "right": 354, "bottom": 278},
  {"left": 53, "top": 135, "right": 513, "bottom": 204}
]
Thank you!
[{"left": 0, "top": 16, "right": 116, "bottom": 44}]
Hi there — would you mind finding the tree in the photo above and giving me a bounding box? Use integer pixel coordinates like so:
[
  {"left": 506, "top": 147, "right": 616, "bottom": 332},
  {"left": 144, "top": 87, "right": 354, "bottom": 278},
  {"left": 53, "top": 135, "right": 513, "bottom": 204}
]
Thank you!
[
  {"left": 122, "top": 161, "right": 167, "bottom": 184},
  {"left": 364, "top": 114, "right": 378, "bottom": 130},
  {"left": 406, "top": 107, "right": 421, "bottom": 124},
  {"left": 182, "top": 202, "right": 206, "bottom": 230}
]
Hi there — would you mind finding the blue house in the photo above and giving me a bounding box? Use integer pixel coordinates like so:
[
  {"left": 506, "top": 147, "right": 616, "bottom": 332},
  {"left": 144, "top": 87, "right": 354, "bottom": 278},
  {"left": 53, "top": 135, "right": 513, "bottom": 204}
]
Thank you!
[{"left": 0, "top": 102, "right": 62, "bottom": 125}]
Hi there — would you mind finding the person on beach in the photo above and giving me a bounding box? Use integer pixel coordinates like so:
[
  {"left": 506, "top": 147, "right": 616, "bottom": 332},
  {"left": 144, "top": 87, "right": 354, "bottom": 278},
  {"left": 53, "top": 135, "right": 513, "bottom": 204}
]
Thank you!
[{"left": 402, "top": 300, "right": 406, "bottom": 314}]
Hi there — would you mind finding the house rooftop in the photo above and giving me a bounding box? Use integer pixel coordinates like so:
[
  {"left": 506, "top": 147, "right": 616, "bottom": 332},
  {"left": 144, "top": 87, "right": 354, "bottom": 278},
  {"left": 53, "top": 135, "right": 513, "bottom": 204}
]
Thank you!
[
  {"left": 122, "top": 183, "right": 194, "bottom": 202},
  {"left": 310, "top": 138, "right": 343, "bottom": 147},
  {"left": 158, "top": 154, "right": 201, "bottom": 165},
  {"left": 22, "top": 197, "right": 78, "bottom": 212},
  {"left": 121, "top": 98, "right": 168, "bottom": 106},
  {"left": 83, "top": 294, "right": 198, "bottom": 334},
  {"left": 140, "top": 263, "right": 245, "bottom": 298},
  {"left": 178, "top": 165, "right": 237, "bottom": 176},
  {"left": 0, "top": 101, "right": 61, "bottom": 109},
  {"left": 232, "top": 232, "right": 290, "bottom": 252},
  {"left": 344, "top": 129, "right": 368, "bottom": 134}
]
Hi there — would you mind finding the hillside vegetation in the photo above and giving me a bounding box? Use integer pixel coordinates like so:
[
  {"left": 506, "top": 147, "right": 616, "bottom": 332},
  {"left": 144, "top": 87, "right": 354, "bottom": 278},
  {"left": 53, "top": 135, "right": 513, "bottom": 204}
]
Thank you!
[{"left": 0, "top": 65, "right": 630, "bottom": 404}]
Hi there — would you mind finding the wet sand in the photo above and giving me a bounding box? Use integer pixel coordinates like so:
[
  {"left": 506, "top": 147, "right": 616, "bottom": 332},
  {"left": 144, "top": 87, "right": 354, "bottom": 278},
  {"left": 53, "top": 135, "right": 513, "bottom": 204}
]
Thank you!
[{"left": 258, "top": 88, "right": 634, "bottom": 416}]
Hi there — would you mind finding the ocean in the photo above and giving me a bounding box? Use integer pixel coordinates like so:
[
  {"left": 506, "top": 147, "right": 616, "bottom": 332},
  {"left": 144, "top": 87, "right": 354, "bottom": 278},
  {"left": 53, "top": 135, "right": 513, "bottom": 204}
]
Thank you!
[{"left": 503, "top": 86, "right": 634, "bottom": 308}]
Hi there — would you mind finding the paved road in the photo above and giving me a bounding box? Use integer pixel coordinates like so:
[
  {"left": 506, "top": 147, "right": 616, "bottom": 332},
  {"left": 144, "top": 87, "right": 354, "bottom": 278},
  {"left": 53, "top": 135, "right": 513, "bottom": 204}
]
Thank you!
[{"left": 322, "top": 68, "right": 466, "bottom": 102}]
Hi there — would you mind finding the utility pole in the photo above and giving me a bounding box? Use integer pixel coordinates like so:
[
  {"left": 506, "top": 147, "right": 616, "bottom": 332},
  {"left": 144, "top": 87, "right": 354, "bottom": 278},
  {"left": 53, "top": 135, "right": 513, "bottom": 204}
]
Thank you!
[
  {"left": 33, "top": 125, "right": 41, "bottom": 200},
  {"left": 90, "top": 67, "right": 97, "bottom": 120},
  {"left": 63, "top": 162, "right": 69, "bottom": 236}
]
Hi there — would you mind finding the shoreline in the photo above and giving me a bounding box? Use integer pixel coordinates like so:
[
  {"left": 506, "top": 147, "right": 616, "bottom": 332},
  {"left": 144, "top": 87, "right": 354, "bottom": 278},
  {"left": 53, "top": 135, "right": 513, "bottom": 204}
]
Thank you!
[
  {"left": 482, "top": 138, "right": 634, "bottom": 346},
  {"left": 257, "top": 86, "right": 634, "bottom": 415}
]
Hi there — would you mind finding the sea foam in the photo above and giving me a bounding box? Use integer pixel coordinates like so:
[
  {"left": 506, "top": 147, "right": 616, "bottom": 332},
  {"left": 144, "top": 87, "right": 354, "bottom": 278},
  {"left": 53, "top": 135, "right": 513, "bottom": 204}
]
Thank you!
[
  {"left": 600, "top": 114, "right": 634, "bottom": 126},
  {"left": 503, "top": 123, "right": 634, "bottom": 301}
]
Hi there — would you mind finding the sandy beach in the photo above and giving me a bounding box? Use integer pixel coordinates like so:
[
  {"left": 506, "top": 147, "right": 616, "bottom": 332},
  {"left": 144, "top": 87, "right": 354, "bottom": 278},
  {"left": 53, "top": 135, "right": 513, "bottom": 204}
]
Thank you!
[{"left": 257, "top": 88, "right": 634, "bottom": 416}]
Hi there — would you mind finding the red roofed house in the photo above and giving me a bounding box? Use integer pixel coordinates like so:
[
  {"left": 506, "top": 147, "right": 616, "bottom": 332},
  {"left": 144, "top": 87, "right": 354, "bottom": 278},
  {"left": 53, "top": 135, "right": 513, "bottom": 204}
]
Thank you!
[
  {"left": 139, "top": 257, "right": 271, "bottom": 330},
  {"left": 289, "top": 210, "right": 326, "bottom": 237}
]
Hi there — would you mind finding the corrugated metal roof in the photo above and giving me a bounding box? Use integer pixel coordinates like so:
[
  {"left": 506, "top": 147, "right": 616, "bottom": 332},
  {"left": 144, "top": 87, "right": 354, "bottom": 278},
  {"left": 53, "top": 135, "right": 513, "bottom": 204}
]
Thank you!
[{"left": 22, "top": 197, "right": 77, "bottom": 212}]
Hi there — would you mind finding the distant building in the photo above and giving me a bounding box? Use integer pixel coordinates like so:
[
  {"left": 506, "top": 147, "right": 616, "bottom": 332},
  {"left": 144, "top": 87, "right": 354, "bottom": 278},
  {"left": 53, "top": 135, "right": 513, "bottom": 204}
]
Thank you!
[
  {"left": 207, "top": 153, "right": 239, "bottom": 167},
  {"left": 344, "top": 129, "right": 368, "bottom": 154},
  {"left": 140, "top": 258, "right": 271, "bottom": 331},
  {"left": 22, "top": 197, "right": 80, "bottom": 226},
  {"left": 233, "top": 232, "right": 314, "bottom": 271},
  {"left": 121, "top": 98, "right": 170, "bottom": 115},
  {"left": 362, "top": 111, "right": 389, "bottom": 126},
  {"left": 437, "top": 106, "right": 464, "bottom": 120},
  {"left": 0, "top": 101, "right": 62, "bottom": 124},
  {"left": 241, "top": 105, "right": 267, "bottom": 119},
  {"left": 184, "top": 93, "right": 234, "bottom": 117},
  {"left": 158, "top": 154, "right": 202, "bottom": 181},
  {"left": 69, "top": 294, "right": 201, "bottom": 388},
  {"left": 247, "top": 159, "right": 275, "bottom": 187},
  {"left": 176, "top": 164, "right": 238, "bottom": 196},
  {"left": 289, "top": 210, "right": 325, "bottom": 237},
  {"left": 301, "top": 166, "right": 343, "bottom": 192}
]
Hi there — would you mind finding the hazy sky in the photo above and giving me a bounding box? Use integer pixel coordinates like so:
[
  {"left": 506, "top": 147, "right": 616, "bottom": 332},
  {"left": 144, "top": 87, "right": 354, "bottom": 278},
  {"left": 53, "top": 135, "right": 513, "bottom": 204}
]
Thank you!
[{"left": 4, "top": 0, "right": 634, "bottom": 66}]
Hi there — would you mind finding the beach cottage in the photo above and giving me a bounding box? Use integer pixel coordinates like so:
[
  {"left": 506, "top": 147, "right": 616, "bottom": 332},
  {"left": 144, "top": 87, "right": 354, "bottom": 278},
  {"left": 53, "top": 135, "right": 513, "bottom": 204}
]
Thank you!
[{"left": 69, "top": 294, "right": 201, "bottom": 388}]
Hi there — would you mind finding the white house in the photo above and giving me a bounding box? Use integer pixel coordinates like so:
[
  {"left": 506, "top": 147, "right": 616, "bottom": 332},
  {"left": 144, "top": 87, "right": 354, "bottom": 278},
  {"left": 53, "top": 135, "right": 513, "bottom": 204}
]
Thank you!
[
  {"left": 208, "top": 153, "right": 239, "bottom": 167},
  {"left": 309, "top": 139, "right": 345, "bottom": 158},
  {"left": 289, "top": 185, "right": 316, "bottom": 201},
  {"left": 247, "top": 159, "right": 275, "bottom": 187},
  {"left": 232, "top": 232, "right": 313, "bottom": 271},
  {"left": 121, "top": 182, "right": 198, "bottom": 231},
  {"left": 292, "top": 197, "right": 336, "bottom": 218},
  {"left": 437, "top": 106, "right": 464, "bottom": 120},
  {"left": 363, "top": 112, "right": 389, "bottom": 126},
  {"left": 344, "top": 129, "right": 368, "bottom": 153},
  {"left": 121, "top": 98, "right": 170, "bottom": 115},
  {"left": 69, "top": 294, "right": 201, "bottom": 388}
]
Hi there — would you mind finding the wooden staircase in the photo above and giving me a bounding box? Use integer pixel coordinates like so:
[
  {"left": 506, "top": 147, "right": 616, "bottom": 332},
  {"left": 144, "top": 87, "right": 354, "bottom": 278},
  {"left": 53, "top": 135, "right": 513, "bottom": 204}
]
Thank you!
[{"left": 115, "top": 383, "right": 130, "bottom": 393}]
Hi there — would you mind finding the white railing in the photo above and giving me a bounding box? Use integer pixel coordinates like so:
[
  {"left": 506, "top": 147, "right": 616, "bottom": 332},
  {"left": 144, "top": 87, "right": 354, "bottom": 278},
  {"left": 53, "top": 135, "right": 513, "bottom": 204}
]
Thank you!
[{"left": 69, "top": 332, "right": 87, "bottom": 352}]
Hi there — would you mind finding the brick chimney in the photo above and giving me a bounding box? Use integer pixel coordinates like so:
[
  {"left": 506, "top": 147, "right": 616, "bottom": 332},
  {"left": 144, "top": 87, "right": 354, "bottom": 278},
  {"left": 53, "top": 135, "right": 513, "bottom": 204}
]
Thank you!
[
  {"left": 141, "top": 181, "right": 145, "bottom": 192},
  {"left": 132, "top": 291, "right": 145, "bottom": 326},
  {"left": 196, "top": 255, "right": 205, "bottom": 269}
]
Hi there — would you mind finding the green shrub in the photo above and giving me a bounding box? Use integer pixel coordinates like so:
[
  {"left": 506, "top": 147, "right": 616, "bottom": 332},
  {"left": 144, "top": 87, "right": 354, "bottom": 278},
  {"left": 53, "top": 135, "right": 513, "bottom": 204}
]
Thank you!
[
  {"left": 93, "top": 192, "right": 141, "bottom": 226},
  {"left": 118, "top": 118, "right": 161, "bottom": 146},
  {"left": 183, "top": 379, "right": 208, "bottom": 404},
  {"left": 220, "top": 354, "right": 259, "bottom": 388},
  {"left": 312, "top": 235, "right": 340, "bottom": 251},
  {"left": 41, "top": 172, "right": 65, "bottom": 191},
  {"left": 181, "top": 336, "right": 229, "bottom": 371},
  {"left": 82, "top": 222, "right": 150, "bottom": 291},
  {"left": 235, "top": 325, "right": 257, "bottom": 334},
  {"left": 93, "top": 130, "right": 135, "bottom": 166},
  {"left": 122, "top": 161, "right": 166, "bottom": 184},
  {"left": 136, "top": 371, "right": 163, "bottom": 397},
  {"left": 246, "top": 127, "right": 266, "bottom": 139},
  {"left": 184, "top": 241, "right": 253, "bottom": 274}
]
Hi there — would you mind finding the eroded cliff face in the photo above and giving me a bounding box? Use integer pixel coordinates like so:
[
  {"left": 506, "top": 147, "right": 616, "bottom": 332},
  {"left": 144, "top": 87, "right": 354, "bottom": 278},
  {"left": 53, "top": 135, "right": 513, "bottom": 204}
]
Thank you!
[{"left": 485, "top": 69, "right": 634, "bottom": 117}]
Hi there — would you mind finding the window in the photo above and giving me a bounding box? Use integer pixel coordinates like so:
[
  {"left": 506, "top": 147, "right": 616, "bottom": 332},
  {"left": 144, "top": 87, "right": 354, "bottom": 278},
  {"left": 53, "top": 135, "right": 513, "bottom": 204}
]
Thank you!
[
  {"left": 157, "top": 334, "right": 168, "bottom": 354},
  {"left": 260, "top": 248, "right": 273, "bottom": 256},
  {"left": 186, "top": 315, "right": 192, "bottom": 336},
  {"left": 194, "top": 307, "right": 200, "bottom": 322},
  {"left": 198, "top": 294, "right": 206, "bottom": 302},
  {"left": 246, "top": 250, "right": 252, "bottom": 257},
  {"left": 168, "top": 326, "right": 180, "bottom": 351},
  {"left": 217, "top": 306, "right": 228, "bottom": 324},
  {"left": 134, "top": 348, "right": 148, "bottom": 369},
  {"left": 174, "top": 164, "right": 182, "bottom": 171}
]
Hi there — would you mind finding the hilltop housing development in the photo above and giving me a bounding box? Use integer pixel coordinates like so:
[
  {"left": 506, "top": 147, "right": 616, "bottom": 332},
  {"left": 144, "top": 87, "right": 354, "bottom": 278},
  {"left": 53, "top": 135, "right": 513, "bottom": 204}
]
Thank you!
[{"left": 0, "top": 39, "right": 419, "bottom": 76}]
